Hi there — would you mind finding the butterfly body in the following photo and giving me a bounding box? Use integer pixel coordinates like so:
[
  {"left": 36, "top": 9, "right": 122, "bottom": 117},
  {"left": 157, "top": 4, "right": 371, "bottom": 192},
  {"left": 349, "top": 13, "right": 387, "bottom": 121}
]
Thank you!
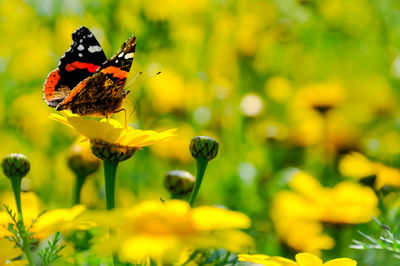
[{"left": 43, "top": 26, "right": 136, "bottom": 116}]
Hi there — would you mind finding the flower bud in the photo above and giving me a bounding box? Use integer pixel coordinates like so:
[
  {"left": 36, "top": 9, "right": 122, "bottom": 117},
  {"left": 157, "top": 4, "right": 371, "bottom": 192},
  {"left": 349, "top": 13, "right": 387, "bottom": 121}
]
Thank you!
[
  {"left": 164, "top": 170, "right": 195, "bottom": 196},
  {"left": 90, "top": 139, "right": 137, "bottom": 162},
  {"left": 190, "top": 136, "right": 219, "bottom": 161},
  {"left": 67, "top": 141, "right": 101, "bottom": 177},
  {"left": 1, "top": 153, "right": 30, "bottom": 178}
]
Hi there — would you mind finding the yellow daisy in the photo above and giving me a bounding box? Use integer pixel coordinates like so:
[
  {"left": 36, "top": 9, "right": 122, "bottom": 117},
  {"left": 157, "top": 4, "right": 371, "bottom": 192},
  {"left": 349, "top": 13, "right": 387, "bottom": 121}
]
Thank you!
[
  {"left": 83, "top": 200, "right": 253, "bottom": 263},
  {"left": 238, "top": 252, "right": 357, "bottom": 266},
  {"left": 339, "top": 152, "right": 400, "bottom": 189},
  {"left": 50, "top": 111, "right": 176, "bottom": 162},
  {"left": 32, "top": 205, "right": 94, "bottom": 240},
  {"left": 0, "top": 238, "right": 28, "bottom": 266}
]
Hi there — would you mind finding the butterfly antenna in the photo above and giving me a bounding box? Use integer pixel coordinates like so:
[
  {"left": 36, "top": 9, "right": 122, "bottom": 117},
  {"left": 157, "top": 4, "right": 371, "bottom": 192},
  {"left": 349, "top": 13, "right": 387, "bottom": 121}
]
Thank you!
[
  {"left": 125, "top": 71, "right": 162, "bottom": 90},
  {"left": 125, "top": 71, "right": 143, "bottom": 88}
]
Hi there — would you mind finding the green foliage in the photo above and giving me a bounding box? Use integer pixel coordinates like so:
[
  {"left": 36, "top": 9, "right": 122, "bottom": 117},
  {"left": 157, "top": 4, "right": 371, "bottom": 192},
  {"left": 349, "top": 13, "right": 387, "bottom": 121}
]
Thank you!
[
  {"left": 351, "top": 217, "right": 400, "bottom": 258},
  {"left": 37, "top": 232, "right": 66, "bottom": 266}
]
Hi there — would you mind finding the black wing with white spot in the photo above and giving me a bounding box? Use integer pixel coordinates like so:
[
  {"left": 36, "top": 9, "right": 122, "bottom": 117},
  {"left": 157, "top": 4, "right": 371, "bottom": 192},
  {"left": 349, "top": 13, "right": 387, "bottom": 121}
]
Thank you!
[
  {"left": 57, "top": 26, "right": 107, "bottom": 90},
  {"left": 43, "top": 26, "right": 107, "bottom": 107}
]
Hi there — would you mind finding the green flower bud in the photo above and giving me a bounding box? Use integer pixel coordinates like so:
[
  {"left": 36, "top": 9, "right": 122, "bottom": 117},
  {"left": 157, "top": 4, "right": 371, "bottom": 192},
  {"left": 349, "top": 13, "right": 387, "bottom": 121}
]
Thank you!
[
  {"left": 1, "top": 153, "right": 30, "bottom": 178},
  {"left": 164, "top": 170, "right": 195, "bottom": 196},
  {"left": 190, "top": 136, "right": 219, "bottom": 161},
  {"left": 90, "top": 139, "right": 137, "bottom": 162},
  {"left": 68, "top": 141, "right": 101, "bottom": 177}
]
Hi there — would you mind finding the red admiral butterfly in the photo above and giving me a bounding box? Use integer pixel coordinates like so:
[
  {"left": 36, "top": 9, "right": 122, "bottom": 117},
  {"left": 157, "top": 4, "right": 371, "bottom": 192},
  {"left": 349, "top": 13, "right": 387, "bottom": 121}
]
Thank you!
[{"left": 43, "top": 26, "right": 136, "bottom": 116}]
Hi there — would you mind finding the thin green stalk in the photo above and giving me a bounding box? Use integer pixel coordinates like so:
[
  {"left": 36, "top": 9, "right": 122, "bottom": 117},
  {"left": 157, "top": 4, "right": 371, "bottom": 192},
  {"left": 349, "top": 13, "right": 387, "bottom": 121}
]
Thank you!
[
  {"left": 103, "top": 160, "right": 118, "bottom": 210},
  {"left": 189, "top": 157, "right": 208, "bottom": 207},
  {"left": 10, "top": 176, "right": 34, "bottom": 266},
  {"left": 74, "top": 174, "right": 87, "bottom": 205},
  {"left": 103, "top": 160, "right": 119, "bottom": 265}
]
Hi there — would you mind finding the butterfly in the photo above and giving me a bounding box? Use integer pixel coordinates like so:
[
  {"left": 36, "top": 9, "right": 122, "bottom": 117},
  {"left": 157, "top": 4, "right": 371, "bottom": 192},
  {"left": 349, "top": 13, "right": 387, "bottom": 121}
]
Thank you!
[{"left": 43, "top": 26, "right": 136, "bottom": 116}]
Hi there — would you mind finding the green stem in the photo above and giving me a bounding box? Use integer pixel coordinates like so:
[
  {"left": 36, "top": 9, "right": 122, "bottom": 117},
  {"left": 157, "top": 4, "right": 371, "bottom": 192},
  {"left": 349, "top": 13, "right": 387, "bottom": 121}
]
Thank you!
[
  {"left": 103, "top": 160, "right": 119, "bottom": 265},
  {"left": 189, "top": 157, "right": 208, "bottom": 207},
  {"left": 103, "top": 160, "right": 118, "bottom": 210},
  {"left": 10, "top": 176, "right": 22, "bottom": 219},
  {"left": 74, "top": 174, "right": 87, "bottom": 205},
  {"left": 10, "top": 176, "right": 34, "bottom": 266}
]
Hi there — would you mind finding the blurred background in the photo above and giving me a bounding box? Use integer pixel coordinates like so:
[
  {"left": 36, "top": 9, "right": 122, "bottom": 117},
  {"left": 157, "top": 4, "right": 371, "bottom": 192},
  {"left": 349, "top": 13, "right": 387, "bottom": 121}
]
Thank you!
[{"left": 2, "top": 0, "right": 400, "bottom": 265}]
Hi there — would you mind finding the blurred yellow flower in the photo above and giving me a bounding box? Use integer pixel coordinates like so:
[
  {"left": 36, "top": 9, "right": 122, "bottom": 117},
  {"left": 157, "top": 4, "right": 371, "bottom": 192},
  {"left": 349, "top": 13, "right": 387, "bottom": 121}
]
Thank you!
[
  {"left": 32, "top": 205, "right": 94, "bottom": 240},
  {"left": 85, "top": 200, "right": 253, "bottom": 263},
  {"left": 0, "top": 192, "right": 41, "bottom": 238},
  {"left": 0, "top": 238, "right": 28, "bottom": 266},
  {"left": 145, "top": 70, "right": 207, "bottom": 114},
  {"left": 151, "top": 124, "right": 194, "bottom": 163},
  {"left": 238, "top": 253, "right": 297, "bottom": 266},
  {"left": 271, "top": 171, "right": 378, "bottom": 254},
  {"left": 67, "top": 137, "right": 101, "bottom": 177},
  {"left": 49, "top": 111, "right": 176, "bottom": 150},
  {"left": 11, "top": 92, "right": 53, "bottom": 147},
  {"left": 339, "top": 152, "right": 400, "bottom": 189},
  {"left": 294, "top": 82, "right": 345, "bottom": 113},
  {"left": 238, "top": 252, "right": 357, "bottom": 266},
  {"left": 289, "top": 110, "right": 323, "bottom": 146},
  {"left": 264, "top": 76, "right": 293, "bottom": 103}
]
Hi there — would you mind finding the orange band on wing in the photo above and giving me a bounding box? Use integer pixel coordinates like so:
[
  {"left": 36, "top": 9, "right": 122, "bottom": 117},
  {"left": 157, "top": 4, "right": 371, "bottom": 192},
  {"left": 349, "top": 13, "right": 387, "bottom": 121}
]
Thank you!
[
  {"left": 43, "top": 69, "right": 61, "bottom": 98},
  {"left": 58, "top": 79, "right": 89, "bottom": 105},
  {"left": 65, "top": 61, "right": 101, "bottom": 72},
  {"left": 101, "top": 66, "right": 128, "bottom": 79}
]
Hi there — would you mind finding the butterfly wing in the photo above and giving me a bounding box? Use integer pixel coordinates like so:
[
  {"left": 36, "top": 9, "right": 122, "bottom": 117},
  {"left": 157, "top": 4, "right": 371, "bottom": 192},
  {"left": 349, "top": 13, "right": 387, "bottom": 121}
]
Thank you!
[
  {"left": 56, "top": 35, "right": 136, "bottom": 116},
  {"left": 43, "top": 26, "right": 107, "bottom": 107}
]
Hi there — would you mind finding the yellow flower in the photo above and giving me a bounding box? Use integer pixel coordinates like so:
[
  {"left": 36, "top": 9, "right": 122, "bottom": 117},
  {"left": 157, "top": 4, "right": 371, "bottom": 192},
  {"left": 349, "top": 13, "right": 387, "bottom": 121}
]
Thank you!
[
  {"left": 50, "top": 111, "right": 176, "bottom": 162},
  {"left": 0, "top": 192, "right": 41, "bottom": 238},
  {"left": 271, "top": 171, "right": 378, "bottom": 254},
  {"left": 32, "top": 205, "right": 94, "bottom": 240},
  {"left": 238, "top": 254, "right": 297, "bottom": 266},
  {"left": 238, "top": 252, "right": 357, "bottom": 266},
  {"left": 339, "top": 152, "right": 376, "bottom": 179},
  {"left": 151, "top": 124, "right": 195, "bottom": 163},
  {"left": 67, "top": 137, "right": 101, "bottom": 177},
  {"left": 339, "top": 152, "right": 400, "bottom": 189},
  {"left": 84, "top": 200, "right": 253, "bottom": 263},
  {"left": 294, "top": 82, "right": 345, "bottom": 113},
  {"left": 0, "top": 238, "right": 28, "bottom": 266}
]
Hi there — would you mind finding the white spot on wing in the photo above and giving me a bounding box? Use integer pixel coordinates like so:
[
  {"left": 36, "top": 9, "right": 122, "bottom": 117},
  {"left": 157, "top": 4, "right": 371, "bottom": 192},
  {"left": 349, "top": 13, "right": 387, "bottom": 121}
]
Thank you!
[
  {"left": 88, "top": 45, "right": 102, "bottom": 53},
  {"left": 115, "top": 60, "right": 119, "bottom": 63},
  {"left": 118, "top": 52, "right": 124, "bottom": 58},
  {"left": 77, "top": 44, "right": 84, "bottom": 51},
  {"left": 88, "top": 33, "right": 93, "bottom": 38},
  {"left": 78, "top": 53, "right": 83, "bottom": 57},
  {"left": 79, "top": 39, "right": 83, "bottom": 43},
  {"left": 124, "top": 53, "right": 133, "bottom": 59}
]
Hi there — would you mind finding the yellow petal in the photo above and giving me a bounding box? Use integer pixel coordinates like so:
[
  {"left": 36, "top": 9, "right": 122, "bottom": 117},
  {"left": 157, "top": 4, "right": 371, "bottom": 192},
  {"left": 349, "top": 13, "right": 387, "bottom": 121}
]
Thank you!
[
  {"left": 238, "top": 254, "right": 297, "bottom": 266},
  {"left": 192, "top": 206, "right": 251, "bottom": 230},
  {"left": 339, "top": 152, "right": 376, "bottom": 178},
  {"left": 296, "top": 253, "right": 323, "bottom": 266},
  {"left": 324, "top": 258, "right": 357, "bottom": 266},
  {"left": 290, "top": 171, "right": 323, "bottom": 197}
]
